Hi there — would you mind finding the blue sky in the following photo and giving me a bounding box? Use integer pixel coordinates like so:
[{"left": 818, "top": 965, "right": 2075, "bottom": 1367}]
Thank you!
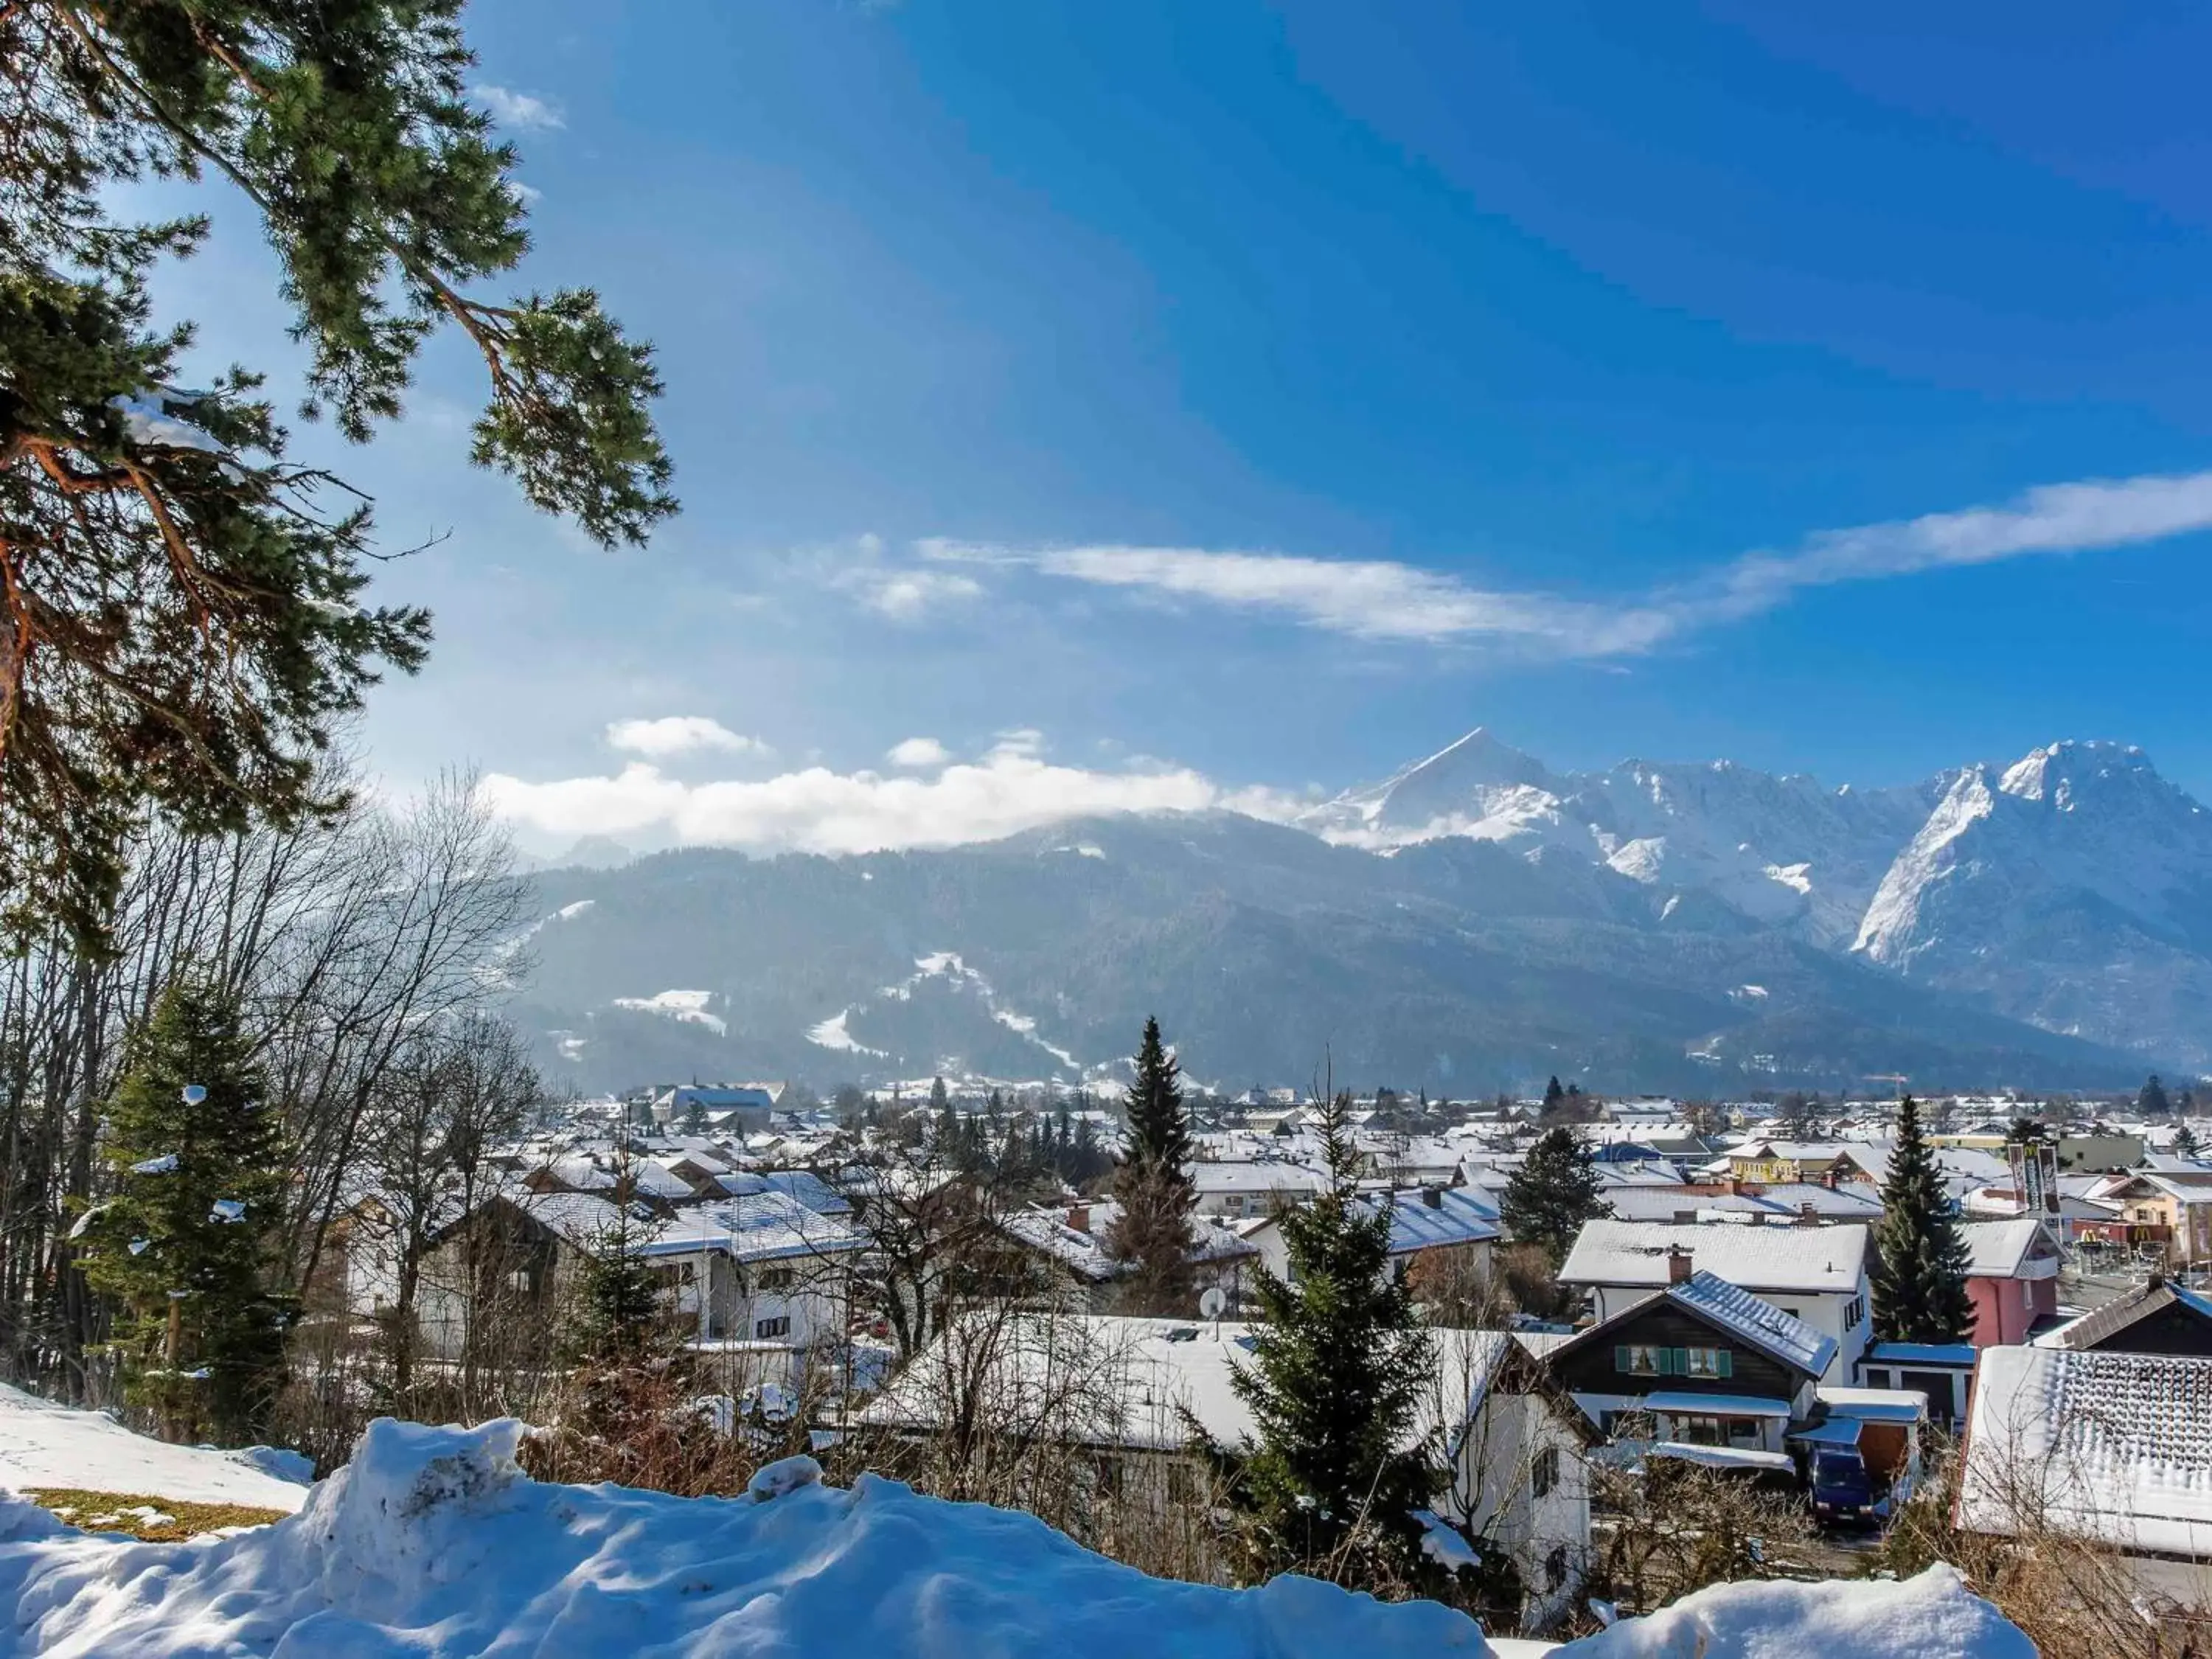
[{"left": 164, "top": 1, "right": 2212, "bottom": 851}]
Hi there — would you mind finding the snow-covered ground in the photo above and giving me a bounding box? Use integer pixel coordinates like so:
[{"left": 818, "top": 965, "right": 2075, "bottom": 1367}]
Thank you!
[
  {"left": 0, "top": 1383, "right": 309, "bottom": 1512},
  {"left": 0, "top": 1402, "right": 2034, "bottom": 1658}
]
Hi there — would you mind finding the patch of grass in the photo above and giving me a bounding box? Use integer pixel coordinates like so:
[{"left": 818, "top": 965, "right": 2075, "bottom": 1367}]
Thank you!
[{"left": 23, "top": 1487, "right": 288, "bottom": 1541}]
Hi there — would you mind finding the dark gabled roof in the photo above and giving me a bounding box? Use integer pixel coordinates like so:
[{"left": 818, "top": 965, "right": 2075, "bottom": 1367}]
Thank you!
[
  {"left": 1543, "top": 1270, "right": 1834, "bottom": 1383},
  {"left": 2048, "top": 1279, "right": 2212, "bottom": 1353}
]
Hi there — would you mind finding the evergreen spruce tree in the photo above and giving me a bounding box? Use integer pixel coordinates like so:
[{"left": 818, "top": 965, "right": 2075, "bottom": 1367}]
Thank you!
[
  {"left": 1106, "top": 1017, "right": 1196, "bottom": 1313},
  {"left": 1, "top": 1, "right": 675, "bottom": 952},
  {"left": 1868, "top": 1096, "right": 1975, "bottom": 1345},
  {"left": 2175, "top": 1123, "right": 2200, "bottom": 1161},
  {"left": 79, "top": 978, "right": 293, "bottom": 1443},
  {"left": 1227, "top": 1088, "right": 1436, "bottom": 1585},
  {"left": 2139, "top": 1074, "right": 2174, "bottom": 1118},
  {"left": 1542, "top": 1076, "right": 1567, "bottom": 1113},
  {"left": 1500, "top": 1126, "right": 1611, "bottom": 1266}
]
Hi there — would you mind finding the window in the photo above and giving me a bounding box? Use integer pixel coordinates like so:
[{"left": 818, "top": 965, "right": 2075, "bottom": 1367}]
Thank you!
[
  {"left": 1617, "top": 1343, "right": 1666, "bottom": 1377},
  {"left": 1843, "top": 1295, "right": 1865, "bottom": 1330},
  {"left": 1775, "top": 1306, "right": 1803, "bottom": 1320},
  {"left": 1726, "top": 1417, "right": 1761, "bottom": 1444},
  {"left": 1683, "top": 1346, "right": 1730, "bottom": 1380},
  {"left": 1615, "top": 1344, "right": 1730, "bottom": 1379},
  {"left": 1530, "top": 1446, "right": 1560, "bottom": 1499},
  {"left": 758, "top": 1266, "right": 795, "bottom": 1291},
  {"left": 754, "top": 1315, "right": 791, "bottom": 1339},
  {"left": 1677, "top": 1415, "right": 1725, "bottom": 1446},
  {"left": 1545, "top": 1545, "right": 1571, "bottom": 1591}
]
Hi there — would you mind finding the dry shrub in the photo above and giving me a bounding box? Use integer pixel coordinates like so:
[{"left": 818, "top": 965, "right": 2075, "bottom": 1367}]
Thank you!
[{"left": 1881, "top": 1447, "right": 2210, "bottom": 1658}]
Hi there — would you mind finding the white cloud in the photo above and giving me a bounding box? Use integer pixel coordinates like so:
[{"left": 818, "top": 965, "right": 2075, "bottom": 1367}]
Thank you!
[
  {"left": 481, "top": 745, "right": 1242, "bottom": 854},
  {"left": 886, "top": 737, "right": 952, "bottom": 768},
  {"left": 470, "top": 85, "right": 565, "bottom": 131},
  {"left": 605, "top": 716, "right": 768, "bottom": 759},
  {"left": 1706, "top": 468, "right": 2212, "bottom": 618},
  {"left": 836, "top": 566, "right": 982, "bottom": 621},
  {"left": 921, "top": 466, "right": 2212, "bottom": 656}
]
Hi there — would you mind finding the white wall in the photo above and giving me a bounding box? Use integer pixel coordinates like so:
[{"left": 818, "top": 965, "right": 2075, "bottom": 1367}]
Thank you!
[{"left": 1438, "top": 1389, "right": 1592, "bottom": 1632}]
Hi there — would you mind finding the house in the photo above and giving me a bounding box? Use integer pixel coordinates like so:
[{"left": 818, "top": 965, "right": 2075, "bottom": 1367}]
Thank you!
[
  {"left": 1718, "top": 1141, "right": 1860, "bottom": 1186},
  {"left": 1958, "top": 1220, "right": 2062, "bottom": 1346},
  {"left": 997, "top": 1201, "right": 1265, "bottom": 1308},
  {"left": 1543, "top": 1267, "right": 1837, "bottom": 1454},
  {"left": 1187, "top": 1159, "right": 1329, "bottom": 1220},
  {"left": 1239, "top": 1186, "right": 1499, "bottom": 1288},
  {"left": 1958, "top": 1345, "right": 2212, "bottom": 1610},
  {"left": 863, "top": 1313, "right": 1598, "bottom": 1631},
  {"left": 414, "top": 1183, "right": 858, "bottom": 1391},
  {"left": 653, "top": 1085, "right": 776, "bottom": 1136},
  {"left": 1559, "top": 1220, "right": 1871, "bottom": 1382},
  {"left": 2035, "top": 1274, "right": 2212, "bottom": 1357},
  {"left": 2096, "top": 1170, "right": 2212, "bottom": 1265}
]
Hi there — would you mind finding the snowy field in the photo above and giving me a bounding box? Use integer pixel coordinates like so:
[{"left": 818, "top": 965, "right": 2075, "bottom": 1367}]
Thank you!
[
  {"left": 0, "top": 1382, "right": 309, "bottom": 1512},
  {"left": 0, "top": 1395, "right": 2033, "bottom": 1658}
]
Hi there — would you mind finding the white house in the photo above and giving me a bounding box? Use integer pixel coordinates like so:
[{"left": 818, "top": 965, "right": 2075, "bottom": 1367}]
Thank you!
[
  {"left": 414, "top": 1183, "right": 859, "bottom": 1392},
  {"left": 1559, "top": 1220, "right": 1871, "bottom": 1382},
  {"left": 1188, "top": 1159, "right": 1329, "bottom": 1220},
  {"left": 863, "top": 1313, "right": 1596, "bottom": 1631}
]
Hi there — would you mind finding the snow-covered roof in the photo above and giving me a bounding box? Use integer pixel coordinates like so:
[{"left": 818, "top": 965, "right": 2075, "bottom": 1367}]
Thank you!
[
  {"left": 1751, "top": 1183, "right": 1882, "bottom": 1218},
  {"left": 641, "top": 1191, "right": 859, "bottom": 1264},
  {"left": 1961, "top": 1346, "right": 2212, "bottom": 1558},
  {"left": 720, "top": 1169, "right": 854, "bottom": 1217},
  {"left": 1189, "top": 1161, "right": 1330, "bottom": 1195},
  {"left": 1643, "top": 1391, "right": 1797, "bottom": 1419},
  {"left": 1597, "top": 1188, "right": 1773, "bottom": 1223},
  {"left": 1958, "top": 1220, "right": 2057, "bottom": 1280},
  {"left": 862, "top": 1315, "right": 1546, "bottom": 1455},
  {"left": 1669, "top": 1271, "right": 1838, "bottom": 1378},
  {"left": 1371, "top": 1188, "right": 1501, "bottom": 1254},
  {"left": 1646, "top": 1441, "right": 1797, "bottom": 1474},
  {"left": 1559, "top": 1220, "right": 1868, "bottom": 1295},
  {"left": 1816, "top": 1387, "right": 1927, "bottom": 1425},
  {"left": 1000, "top": 1208, "right": 1124, "bottom": 1284}
]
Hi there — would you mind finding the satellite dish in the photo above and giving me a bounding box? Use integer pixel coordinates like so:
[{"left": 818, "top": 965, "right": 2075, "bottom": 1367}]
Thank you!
[
  {"left": 181, "top": 1084, "right": 209, "bottom": 1106},
  {"left": 1199, "top": 1287, "right": 1228, "bottom": 1320}
]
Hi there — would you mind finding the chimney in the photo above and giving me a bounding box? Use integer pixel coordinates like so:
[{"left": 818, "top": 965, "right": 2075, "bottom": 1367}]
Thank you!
[
  {"left": 1798, "top": 1202, "right": 1820, "bottom": 1227},
  {"left": 1422, "top": 1186, "right": 1444, "bottom": 1209},
  {"left": 1667, "top": 1246, "right": 1694, "bottom": 1285},
  {"left": 1065, "top": 1204, "right": 1091, "bottom": 1236},
  {"left": 1822, "top": 1167, "right": 1838, "bottom": 1191}
]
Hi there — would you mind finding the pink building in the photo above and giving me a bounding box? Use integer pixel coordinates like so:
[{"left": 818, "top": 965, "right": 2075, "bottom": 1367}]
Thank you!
[{"left": 1960, "top": 1220, "right": 2062, "bottom": 1347}]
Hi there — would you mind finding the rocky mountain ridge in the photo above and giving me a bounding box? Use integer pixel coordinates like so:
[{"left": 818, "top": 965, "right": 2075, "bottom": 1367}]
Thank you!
[{"left": 508, "top": 731, "right": 2209, "bottom": 1092}]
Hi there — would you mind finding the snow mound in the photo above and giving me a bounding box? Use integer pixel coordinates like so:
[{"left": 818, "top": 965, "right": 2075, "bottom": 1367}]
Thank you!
[
  {"left": 0, "top": 1413, "right": 2033, "bottom": 1658},
  {"left": 0, "top": 1416, "right": 1494, "bottom": 1658},
  {"left": 1557, "top": 1565, "right": 2031, "bottom": 1659}
]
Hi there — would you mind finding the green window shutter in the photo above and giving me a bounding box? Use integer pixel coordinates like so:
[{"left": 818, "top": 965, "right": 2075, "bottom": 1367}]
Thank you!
[
  {"left": 1717, "top": 1349, "right": 1733, "bottom": 1379},
  {"left": 1614, "top": 1345, "right": 1631, "bottom": 1374}
]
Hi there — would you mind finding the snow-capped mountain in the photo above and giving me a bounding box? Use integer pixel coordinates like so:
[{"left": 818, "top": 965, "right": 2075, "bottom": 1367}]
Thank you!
[
  {"left": 1304, "top": 728, "right": 1942, "bottom": 943},
  {"left": 509, "top": 731, "right": 2211, "bottom": 1090}
]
